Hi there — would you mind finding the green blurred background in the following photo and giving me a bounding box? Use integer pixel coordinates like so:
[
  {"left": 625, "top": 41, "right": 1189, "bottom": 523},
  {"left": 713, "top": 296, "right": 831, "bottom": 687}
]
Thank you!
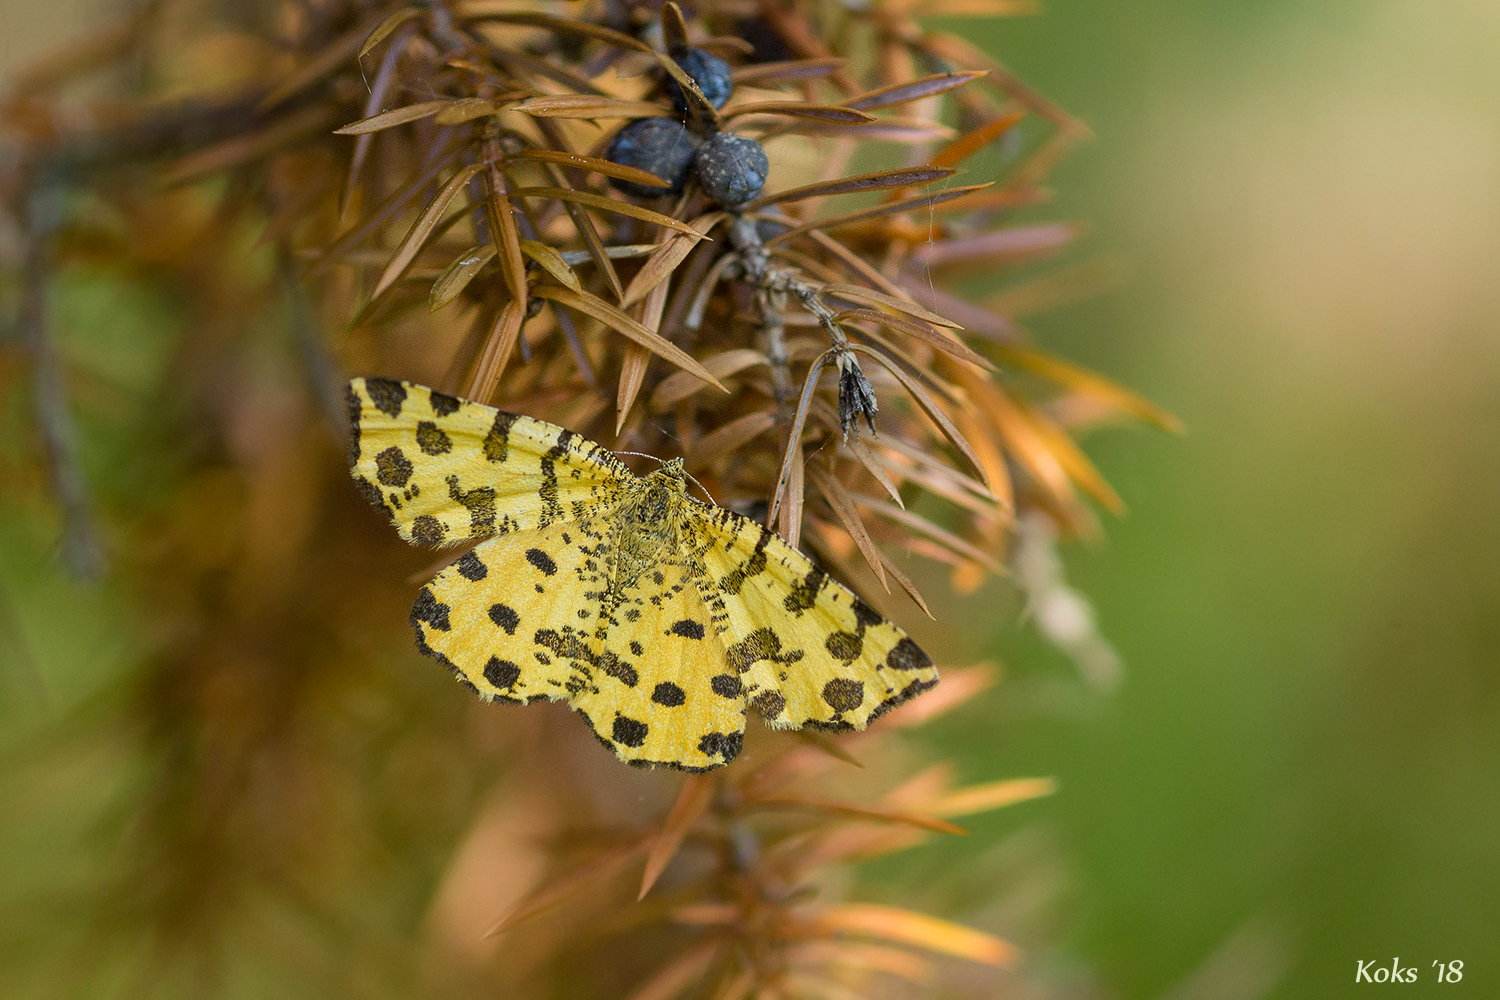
[
  {"left": 935, "top": 1, "right": 1500, "bottom": 996},
  {"left": 4, "top": 1, "right": 1498, "bottom": 998}
]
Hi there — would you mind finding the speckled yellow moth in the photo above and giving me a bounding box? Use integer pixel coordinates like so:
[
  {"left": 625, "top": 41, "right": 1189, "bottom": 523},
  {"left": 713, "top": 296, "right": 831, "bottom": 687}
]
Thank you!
[{"left": 348, "top": 377, "right": 937, "bottom": 770}]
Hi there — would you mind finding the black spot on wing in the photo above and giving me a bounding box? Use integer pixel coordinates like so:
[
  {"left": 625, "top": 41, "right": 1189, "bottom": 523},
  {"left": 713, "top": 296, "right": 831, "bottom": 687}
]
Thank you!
[
  {"left": 488, "top": 603, "right": 519, "bottom": 635},
  {"left": 752, "top": 691, "right": 786, "bottom": 720},
  {"left": 710, "top": 674, "right": 741, "bottom": 698},
  {"left": 446, "top": 476, "right": 496, "bottom": 534},
  {"left": 718, "top": 526, "right": 773, "bottom": 595},
  {"left": 534, "top": 628, "right": 595, "bottom": 665},
  {"left": 411, "top": 515, "right": 445, "bottom": 546},
  {"left": 428, "top": 391, "right": 461, "bottom": 416},
  {"left": 411, "top": 588, "right": 451, "bottom": 632},
  {"left": 484, "top": 411, "right": 518, "bottom": 462},
  {"left": 597, "top": 651, "right": 638, "bottom": 687},
  {"left": 824, "top": 631, "right": 862, "bottom": 663},
  {"left": 725, "top": 627, "right": 803, "bottom": 673},
  {"left": 669, "top": 619, "right": 705, "bottom": 640},
  {"left": 885, "top": 637, "right": 932, "bottom": 671},
  {"left": 456, "top": 551, "right": 488, "bottom": 581},
  {"left": 526, "top": 548, "right": 558, "bottom": 575},
  {"left": 783, "top": 568, "right": 825, "bottom": 614},
  {"left": 375, "top": 446, "right": 413, "bottom": 487},
  {"left": 697, "top": 731, "right": 743, "bottom": 762},
  {"left": 416, "top": 420, "right": 452, "bottom": 455},
  {"left": 483, "top": 657, "right": 521, "bottom": 691},
  {"left": 612, "top": 715, "right": 648, "bottom": 747},
  {"left": 652, "top": 682, "right": 686, "bottom": 706},
  {"left": 852, "top": 597, "right": 883, "bottom": 629},
  {"left": 535, "top": 429, "right": 573, "bottom": 527},
  {"left": 821, "top": 678, "right": 864, "bottom": 712},
  {"left": 366, "top": 377, "right": 407, "bottom": 418},
  {"left": 630, "top": 641, "right": 644, "bottom": 656},
  {"left": 345, "top": 383, "right": 363, "bottom": 463}
]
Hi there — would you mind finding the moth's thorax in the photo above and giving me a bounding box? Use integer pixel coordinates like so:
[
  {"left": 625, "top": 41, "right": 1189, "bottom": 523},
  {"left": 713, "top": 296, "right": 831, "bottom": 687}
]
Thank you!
[{"left": 611, "top": 463, "right": 689, "bottom": 575}]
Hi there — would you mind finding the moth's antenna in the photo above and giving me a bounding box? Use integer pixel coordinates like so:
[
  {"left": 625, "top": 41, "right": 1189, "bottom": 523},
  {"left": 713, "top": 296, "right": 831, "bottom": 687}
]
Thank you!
[
  {"left": 681, "top": 468, "right": 716, "bottom": 506},
  {"left": 616, "top": 451, "right": 665, "bottom": 466},
  {"left": 618, "top": 450, "right": 715, "bottom": 505}
]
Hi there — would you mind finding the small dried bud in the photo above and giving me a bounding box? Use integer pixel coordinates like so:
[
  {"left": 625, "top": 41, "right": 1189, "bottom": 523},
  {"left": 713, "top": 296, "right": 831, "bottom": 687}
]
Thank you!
[
  {"left": 605, "top": 118, "right": 700, "bottom": 198},
  {"left": 665, "top": 47, "right": 734, "bottom": 114},
  {"left": 694, "top": 132, "right": 769, "bottom": 207},
  {"left": 836, "top": 351, "right": 878, "bottom": 438}
]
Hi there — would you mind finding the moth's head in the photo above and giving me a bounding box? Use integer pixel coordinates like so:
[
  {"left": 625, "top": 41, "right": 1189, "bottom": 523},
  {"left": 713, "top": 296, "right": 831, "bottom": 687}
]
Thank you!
[{"left": 645, "top": 457, "right": 686, "bottom": 493}]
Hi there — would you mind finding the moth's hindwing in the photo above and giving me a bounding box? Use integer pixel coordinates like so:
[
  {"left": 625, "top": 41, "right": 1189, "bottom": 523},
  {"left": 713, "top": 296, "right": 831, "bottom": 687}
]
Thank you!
[
  {"left": 570, "top": 554, "right": 748, "bottom": 771},
  {"left": 416, "top": 521, "right": 607, "bottom": 706}
]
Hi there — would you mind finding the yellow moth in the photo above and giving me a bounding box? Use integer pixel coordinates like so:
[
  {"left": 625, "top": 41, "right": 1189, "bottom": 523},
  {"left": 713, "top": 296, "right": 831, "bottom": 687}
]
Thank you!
[{"left": 347, "top": 377, "right": 938, "bottom": 771}]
